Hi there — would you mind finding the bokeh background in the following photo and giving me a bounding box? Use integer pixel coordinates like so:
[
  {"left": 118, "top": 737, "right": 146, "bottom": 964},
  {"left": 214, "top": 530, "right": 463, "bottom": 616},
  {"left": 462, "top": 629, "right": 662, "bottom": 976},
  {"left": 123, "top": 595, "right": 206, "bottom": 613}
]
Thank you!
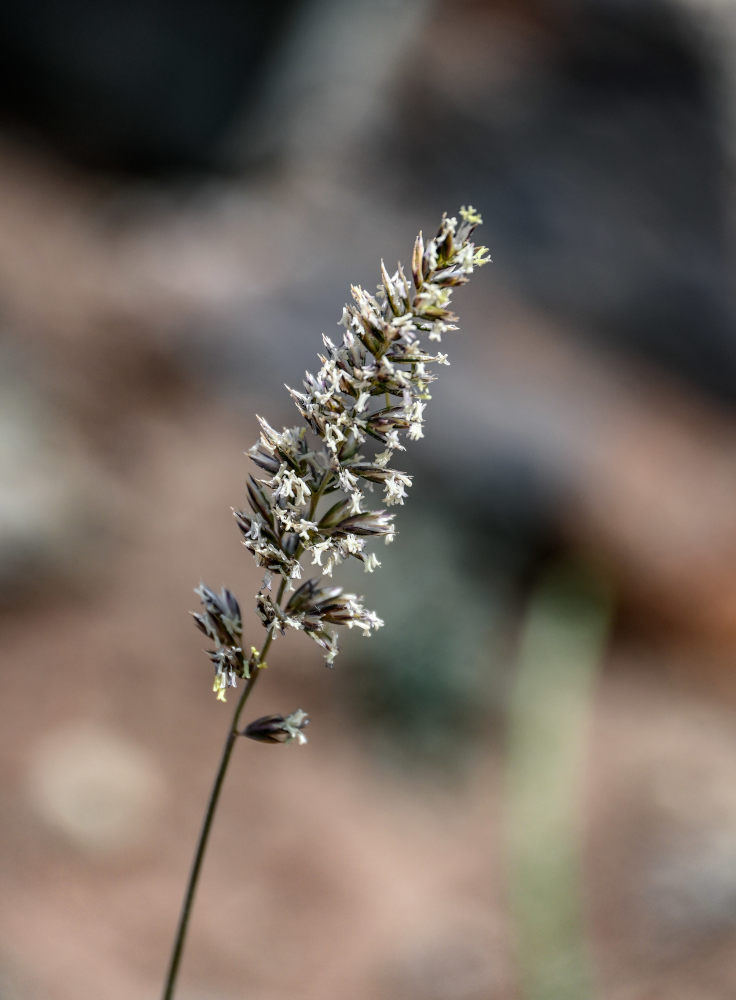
[{"left": 4, "top": 1, "right": 736, "bottom": 997}]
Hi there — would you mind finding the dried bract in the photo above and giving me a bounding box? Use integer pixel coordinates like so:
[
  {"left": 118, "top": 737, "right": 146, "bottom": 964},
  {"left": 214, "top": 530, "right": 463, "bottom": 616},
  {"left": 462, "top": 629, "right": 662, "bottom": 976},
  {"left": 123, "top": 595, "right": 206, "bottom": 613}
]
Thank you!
[
  {"left": 192, "top": 584, "right": 249, "bottom": 701},
  {"left": 243, "top": 709, "right": 310, "bottom": 745}
]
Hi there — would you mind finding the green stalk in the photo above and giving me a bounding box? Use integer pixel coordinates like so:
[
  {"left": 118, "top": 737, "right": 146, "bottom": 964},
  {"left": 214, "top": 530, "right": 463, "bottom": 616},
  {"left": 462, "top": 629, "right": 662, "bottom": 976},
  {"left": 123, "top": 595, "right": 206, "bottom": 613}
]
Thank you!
[{"left": 507, "top": 564, "right": 611, "bottom": 1000}]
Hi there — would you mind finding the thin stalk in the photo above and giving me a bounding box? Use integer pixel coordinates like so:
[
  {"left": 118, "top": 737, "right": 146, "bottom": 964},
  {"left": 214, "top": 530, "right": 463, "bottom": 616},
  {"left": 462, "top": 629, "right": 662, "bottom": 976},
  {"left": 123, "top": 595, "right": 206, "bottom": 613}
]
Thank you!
[
  {"left": 161, "top": 578, "right": 285, "bottom": 1000},
  {"left": 162, "top": 469, "right": 331, "bottom": 999}
]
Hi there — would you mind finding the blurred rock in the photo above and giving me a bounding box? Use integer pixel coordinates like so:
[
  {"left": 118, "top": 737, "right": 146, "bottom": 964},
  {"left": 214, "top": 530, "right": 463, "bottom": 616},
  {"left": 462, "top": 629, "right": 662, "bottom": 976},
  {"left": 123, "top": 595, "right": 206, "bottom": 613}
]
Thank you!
[
  {"left": 0, "top": 0, "right": 301, "bottom": 172},
  {"left": 0, "top": 344, "right": 108, "bottom": 602},
  {"left": 25, "top": 724, "right": 165, "bottom": 854},
  {"left": 646, "top": 834, "right": 736, "bottom": 947},
  {"left": 589, "top": 671, "right": 736, "bottom": 982},
  {"left": 389, "top": 0, "right": 736, "bottom": 407},
  {"left": 377, "top": 906, "right": 508, "bottom": 1000}
]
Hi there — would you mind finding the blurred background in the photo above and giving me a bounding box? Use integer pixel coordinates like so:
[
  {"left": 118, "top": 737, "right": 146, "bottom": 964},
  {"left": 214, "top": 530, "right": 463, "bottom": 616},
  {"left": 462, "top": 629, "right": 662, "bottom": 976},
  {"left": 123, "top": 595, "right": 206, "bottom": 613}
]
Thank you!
[{"left": 3, "top": 0, "right": 736, "bottom": 997}]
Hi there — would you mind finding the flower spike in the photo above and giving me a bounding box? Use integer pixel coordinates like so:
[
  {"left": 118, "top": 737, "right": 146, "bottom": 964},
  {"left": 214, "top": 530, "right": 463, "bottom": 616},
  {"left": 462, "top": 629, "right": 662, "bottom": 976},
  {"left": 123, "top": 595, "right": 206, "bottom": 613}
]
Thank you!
[{"left": 194, "top": 210, "right": 488, "bottom": 694}]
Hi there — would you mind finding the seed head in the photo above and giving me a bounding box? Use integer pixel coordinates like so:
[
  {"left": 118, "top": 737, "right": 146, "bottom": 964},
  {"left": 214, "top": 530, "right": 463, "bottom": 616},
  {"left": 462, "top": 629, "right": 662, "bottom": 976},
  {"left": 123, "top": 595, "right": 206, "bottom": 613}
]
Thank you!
[{"left": 193, "top": 209, "right": 489, "bottom": 695}]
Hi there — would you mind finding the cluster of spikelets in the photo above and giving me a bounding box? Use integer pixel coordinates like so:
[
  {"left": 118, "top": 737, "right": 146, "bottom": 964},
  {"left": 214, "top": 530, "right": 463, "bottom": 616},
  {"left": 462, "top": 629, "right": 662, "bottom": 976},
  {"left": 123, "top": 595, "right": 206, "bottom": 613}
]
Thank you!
[{"left": 193, "top": 207, "right": 489, "bottom": 704}]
